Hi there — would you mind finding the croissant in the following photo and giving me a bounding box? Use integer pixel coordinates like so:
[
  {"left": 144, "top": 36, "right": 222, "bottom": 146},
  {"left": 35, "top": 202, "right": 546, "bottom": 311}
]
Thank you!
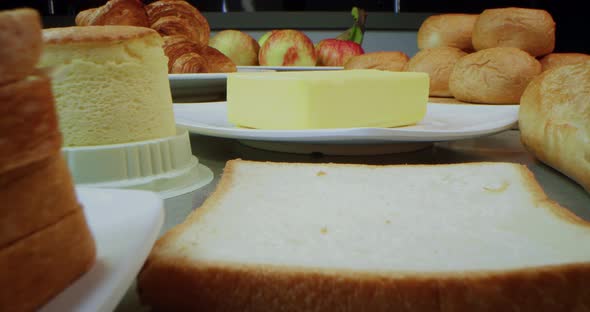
[
  {"left": 145, "top": 0, "right": 210, "bottom": 46},
  {"left": 75, "top": 0, "right": 148, "bottom": 27},
  {"left": 162, "top": 35, "right": 236, "bottom": 73}
]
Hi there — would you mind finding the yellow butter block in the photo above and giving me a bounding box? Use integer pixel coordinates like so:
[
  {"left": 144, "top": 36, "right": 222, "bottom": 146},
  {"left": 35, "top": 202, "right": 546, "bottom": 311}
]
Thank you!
[{"left": 226, "top": 70, "right": 429, "bottom": 130}]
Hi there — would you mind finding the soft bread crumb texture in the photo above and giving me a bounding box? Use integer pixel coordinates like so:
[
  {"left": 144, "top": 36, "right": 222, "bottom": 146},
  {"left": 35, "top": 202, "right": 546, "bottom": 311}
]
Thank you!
[{"left": 40, "top": 29, "right": 176, "bottom": 146}]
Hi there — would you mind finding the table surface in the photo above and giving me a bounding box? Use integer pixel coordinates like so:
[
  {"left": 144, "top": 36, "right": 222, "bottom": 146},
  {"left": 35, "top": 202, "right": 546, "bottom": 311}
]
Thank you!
[{"left": 115, "top": 129, "right": 590, "bottom": 312}]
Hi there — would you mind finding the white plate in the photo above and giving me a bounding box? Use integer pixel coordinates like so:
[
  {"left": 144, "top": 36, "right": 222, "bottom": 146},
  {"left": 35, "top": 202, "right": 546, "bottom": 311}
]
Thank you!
[
  {"left": 40, "top": 188, "right": 164, "bottom": 312},
  {"left": 173, "top": 102, "right": 519, "bottom": 144},
  {"left": 168, "top": 66, "right": 342, "bottom": 102}
]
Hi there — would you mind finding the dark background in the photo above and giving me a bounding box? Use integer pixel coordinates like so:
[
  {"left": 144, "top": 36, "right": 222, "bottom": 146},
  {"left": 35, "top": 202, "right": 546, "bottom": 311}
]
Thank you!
[{"left": 1, "top": 0, "right": 587, "bottom": 53}]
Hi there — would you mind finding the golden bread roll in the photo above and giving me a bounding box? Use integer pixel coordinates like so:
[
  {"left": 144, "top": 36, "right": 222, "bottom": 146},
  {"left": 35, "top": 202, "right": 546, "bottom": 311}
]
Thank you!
[
  {"left": 75, "top": 0, "right": 148, "bottom": 27},
  {"left": 449, "top": 47, "right": 542, "bottom": 104},
  {"left": 40, "top": 26, "right": 177, "bottom": 146},
  {"left": 343, "top": 51, "right": 409, "bottom": 71},
  {"left": 0, "top": 155, "right": 80, "bottom": 248},
  {"left": 0, "top": 9, "right": 42, "bottom": 85},
  {"left": 417, "top": 14, "right": 478, "bottom": 52},
  {"left": 540, "top": 53, "right": 590, "bottom": 72},
  {"left": 405, "top": 47, "right": 467, "bottom": 97},
  {"left": 472, "top": 7, "right": 555, "bottom": 57},
  {"left": 519, "top": 61, "right": 590, "bottom": 191},
  {"left": 0, "top": 210, "right": 95, "bottom": 312},
  {"left": 0, "top": 74, "right": 61, "bottom": 174},
  {"left": 145, "top": 0, "right": 210, "bottom": 46}
]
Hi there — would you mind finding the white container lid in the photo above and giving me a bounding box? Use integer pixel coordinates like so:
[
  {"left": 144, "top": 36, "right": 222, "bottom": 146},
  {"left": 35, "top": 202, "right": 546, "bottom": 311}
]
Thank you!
[{"left": 62, "top": 128, "right": 213, "bottom": 199}]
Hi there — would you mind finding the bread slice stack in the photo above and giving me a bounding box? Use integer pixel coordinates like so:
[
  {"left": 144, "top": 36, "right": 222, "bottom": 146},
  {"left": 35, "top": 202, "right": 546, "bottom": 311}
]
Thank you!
[
  {"left": 0, "top": 9, "right": 95, "bottom": 312},
  {"left": 139, "top": 159, "right": 590, "bottom": 311}
]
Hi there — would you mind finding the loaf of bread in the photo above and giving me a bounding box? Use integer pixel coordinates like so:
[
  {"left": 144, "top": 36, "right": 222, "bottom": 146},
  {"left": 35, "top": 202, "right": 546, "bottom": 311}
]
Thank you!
[
  {"left": 75, "top": 0, "right": 148, "bottom": 27},
  {"left": 449, "top": 47, "right": 542, "bottom": 104},
  {"left": 0, "top": 9, "right": 42, "bottom": 85},
  {"left": 472, "top": 7, "right": 555, "bottom": 57},
  {"left": 40, "top": 26, "right": 177, "bottom": 146},
  {"left": 138, "top": 159, "right": 590, "bottom": 311},
  {"left": 540, "top": 53, "right": 590, "bottom": 72},
  {"left": 519, "top": 61, "right": 590, "bottom": 192},
  {"left": 405, "top": 47, "right": 467, "bottom": 97},
  {"left": 343, "top": 51, "right": 409, "bottom": 71},
  {"left": 417, "top": 14, "right": 478, "bottom": 51}
]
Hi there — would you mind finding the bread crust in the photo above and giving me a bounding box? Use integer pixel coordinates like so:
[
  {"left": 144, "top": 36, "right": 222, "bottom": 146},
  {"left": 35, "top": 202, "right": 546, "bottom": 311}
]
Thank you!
[
  {"left": 138, "top": 160, "right": 590, "bottom": 311},
  {"left": 405, "top": 47, "right": 467, "bottom": 97},
  {"left": 472, "top": 7, "right": 555, "bottom": 57},
  {"left": 74, "top": 0, "right": 148, "bottom": 27},
  {"left": 43, "top": 25, "right": 158, "bottom": 45},
  {"left": 519, "top": 61, "right": 590, "bottom": 192},
  {"left": 0, "top": 8, "right": 42, "bottom": 85},
  {"left": 0, "top": 210, "right": 96, "bottom": 312},
  {"left": 145, "top": 0, "right": 210, "bottom": 46},
  {"left": 540, "top": 53, "right": 590, "bottom": 72},
  {"left": 0, "top": 74, "right": 62, "bottom": 174},
  {"left": 343, "top": 51, "right": 409, "bottom": 71},
  {"left": 449, "top": 47, "right": 542, "bottom": 104},
  {"left": 417, "top": 14, "right": 478, "bottom": 52},
  {"left": 0, "top": 154, "right": 80, "bottom": 248}
]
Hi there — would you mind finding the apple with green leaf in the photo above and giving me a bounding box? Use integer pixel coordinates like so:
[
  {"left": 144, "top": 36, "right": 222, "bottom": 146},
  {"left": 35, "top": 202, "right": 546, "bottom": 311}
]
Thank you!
[
  {"left": 258, "top": 30, "right": 317, "bottom": 66},
  {"left": 209, "top": 30, "right": 260, "bottom": 66},
  {"left": 316, "top": 7, "right": 367, "bottom": 66}
]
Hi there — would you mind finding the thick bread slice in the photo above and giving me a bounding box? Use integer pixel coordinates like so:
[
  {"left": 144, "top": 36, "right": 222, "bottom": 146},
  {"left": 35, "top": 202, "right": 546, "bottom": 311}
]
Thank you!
[
  {"left": 0, "top": 8, "right": 42, "bottom": 85},
  {"left": 519, "top": 61, "right": 590, "bottom": 192},
  {"left": 0, "top": 154, "right": 81, "bottom": 248},
  {"left": 138, "top": 160, "right": 590, "bottom": 312},
  {"left": 0, "top": 74, "right": 62, "bottom": 174},
  {"left": 0, "top": 210, "right": 96, "bottom": 312}
]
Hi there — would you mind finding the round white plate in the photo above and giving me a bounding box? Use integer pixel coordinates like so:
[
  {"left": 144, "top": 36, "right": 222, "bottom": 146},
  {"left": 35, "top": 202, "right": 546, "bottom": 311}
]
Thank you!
[
  {"left": 173, "top": 102, "right": 519, "bottom": 144},
  {"left": 237, "top": 65, "right": 343, "bottom": 71},
  {"left": 40, "top": 187, "right": 164, "bottom": 312}
]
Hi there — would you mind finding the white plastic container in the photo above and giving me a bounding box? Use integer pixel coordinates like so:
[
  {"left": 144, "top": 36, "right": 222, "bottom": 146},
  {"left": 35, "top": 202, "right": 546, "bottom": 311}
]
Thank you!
[{"left": 62, "top": 128, "right": 213, "bottom": 199}]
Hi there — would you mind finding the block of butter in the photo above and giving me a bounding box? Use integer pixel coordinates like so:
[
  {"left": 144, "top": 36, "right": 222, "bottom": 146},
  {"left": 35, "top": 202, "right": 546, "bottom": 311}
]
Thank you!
[{"left": 226, "top": 69, "right": 429, "bottom": 130}]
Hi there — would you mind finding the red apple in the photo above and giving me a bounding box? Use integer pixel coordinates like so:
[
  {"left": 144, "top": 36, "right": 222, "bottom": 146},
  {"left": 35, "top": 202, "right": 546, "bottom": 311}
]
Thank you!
[
  {"left": 315, "top": 39, "right": 364, "bottom": 66},
  {"left": 258, "top": 30, "right": 278, "bottom": 47},
  {"left": 210, "top": 30, "right": 260, "bottom": 66},
  {"left": 258, "top": 30, "right": 317, "bottom": 66}
]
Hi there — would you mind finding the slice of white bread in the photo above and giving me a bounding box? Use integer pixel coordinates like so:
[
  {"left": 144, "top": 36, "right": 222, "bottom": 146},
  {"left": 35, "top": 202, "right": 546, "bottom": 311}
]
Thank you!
[{"left": 138, "top": 160, "right": 590, "bottom": 311}]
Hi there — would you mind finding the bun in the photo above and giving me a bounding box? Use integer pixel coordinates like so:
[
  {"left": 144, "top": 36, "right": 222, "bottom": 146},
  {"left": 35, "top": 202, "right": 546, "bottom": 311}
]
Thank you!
[
  {"left": 417, "top": 14, "right": 478, "bottom": 52},
  {"left": 162, "top": 35, "right": 236, "bottom": 73},
  {"left": 139, "top": 159, "right": 590, "bottom": 311},
  {"left": 540, "top": 53, "right": 590, "bottom": 72},
  {"left": 405, "top": 47, "right": 467, "bottom": 97},
  {"left": 145, "top": 0, "right": 210, "bottom": 46},
  {"left": 472, "top": 7, "right": 555, "bottom": 57},
  {"left": 449, "top": 47, "right": 542, "bottom": 104},
  {"left": 75, "top": 0, "right": 148, "bottom": 27},
  {"left": 519, "top": 61, "right": 590, "bottom": 191},
  {"left": 0, "top": 9, "right": 42, "bottom": 85},
  {"left": 343, "top": 51, "right": 409, "bottom": 71}
]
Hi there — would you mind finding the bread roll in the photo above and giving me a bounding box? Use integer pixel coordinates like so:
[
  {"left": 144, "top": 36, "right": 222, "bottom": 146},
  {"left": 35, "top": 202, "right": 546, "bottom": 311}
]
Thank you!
[
  {"left": 405, "top": 47, "right": 467, "bottom": 97},
  {"left": 0, "top": 211, "right": 96, "bottom": 312},
  {"left": 519, "top": 61, "right": 590, "bottom": 191},
  {"left": 540, "top": 53, "right": 590, "bottom": 72},
  {"left": 417, "top": 14, "right": 478, "bottom": 52},
  {"left": 0, "top": 74, "right": 61, "bottom": 174},
  {"left": 343, "top": 51, "right": 409, "bottom": 71},
  {"left": 0, "top": 9, "right": 42, "bottom": 85},
  {"left": 449, "top": 47, "right": 542, "bottom": 104},
  {"left": 40, "top": 26, "right": 177, "bottom": 146},
  {"left": 472, "top": 8, "right": 555, "bottom": 57}
]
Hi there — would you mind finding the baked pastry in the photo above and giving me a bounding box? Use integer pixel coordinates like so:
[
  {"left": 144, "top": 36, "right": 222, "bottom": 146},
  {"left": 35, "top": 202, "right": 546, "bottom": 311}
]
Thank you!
[
  {"left": 343, "top": 51, "right": 409, "bottom": 71},
  {"left": 540, "top": 53, "right": 590, "bottom": 72},
  {"left": 0, "top": 9, "right": 42, "bottom": 85},
  {"left": 40, "top": 26, "right": 177, "bottom": 146},
  {"left": 139, "top": 159, "right": 590, "bottom": 311},
  {"left": 519, "top": 61, "right": 590, "bottom": 191},
  {"left": 405, "top": 47, "right": 467, "bottom": 97},
  {"left": 449, "top": 47, "right": 542, "bottom": 104},
  {"left": 75, "top": 0, "right": 148, "bottom": 27},
  {"left": 145, "top": 0, "right": 210, "bottom": 46},
  {"left": 417, "top": 14, "right": 478, "bottom": 52},
  {"left": 163, "top": 35, "right": 236, "bottom": 73},
  {"left": 472, "top": 7, "right": 555, "bottom": 57}
]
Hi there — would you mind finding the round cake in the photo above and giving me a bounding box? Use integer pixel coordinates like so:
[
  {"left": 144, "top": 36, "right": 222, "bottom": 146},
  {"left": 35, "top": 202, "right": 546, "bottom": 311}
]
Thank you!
[{"left": 40, "top": 25, "right": 176, "bottom": 147}]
